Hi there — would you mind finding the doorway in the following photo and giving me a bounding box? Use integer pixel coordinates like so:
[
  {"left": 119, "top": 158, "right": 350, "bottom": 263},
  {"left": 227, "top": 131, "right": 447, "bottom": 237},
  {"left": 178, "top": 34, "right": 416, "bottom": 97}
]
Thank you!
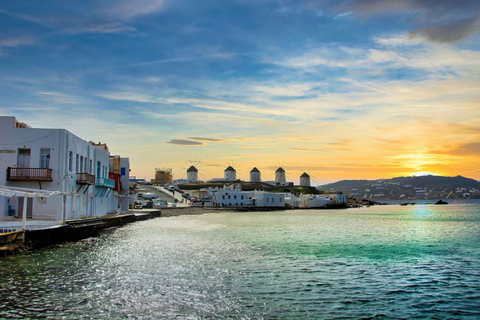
[
  {"left": 17, "top": 149, "right": 31, "bottom": 176},
  {"left": 17, "top": 197, "right": 33, "bottom": 219}
]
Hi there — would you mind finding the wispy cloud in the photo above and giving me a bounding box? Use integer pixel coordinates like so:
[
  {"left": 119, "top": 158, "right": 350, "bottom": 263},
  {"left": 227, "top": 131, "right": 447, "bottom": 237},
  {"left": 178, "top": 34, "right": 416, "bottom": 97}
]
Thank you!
[
  {"left": 0, "top": 36, "right": 35, "bottom": 56},
  {"left": 189, "top": 137, "right": 225, "bottom": 142},
  {"left": 166, "top": 139, "right": 206, "bottom": 146},
  {"left": 2, "top": 0, "right": 166, "bottom": 34},
  {"left": 95, "top": 52, "right": 242, "bottom": 70}
]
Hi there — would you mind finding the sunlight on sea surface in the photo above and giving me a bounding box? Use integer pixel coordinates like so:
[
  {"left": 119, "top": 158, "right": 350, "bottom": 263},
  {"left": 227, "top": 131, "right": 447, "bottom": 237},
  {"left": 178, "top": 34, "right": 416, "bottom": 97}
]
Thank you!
[{"left": 1, "top": 201, "right": 479, "bottom": 319}]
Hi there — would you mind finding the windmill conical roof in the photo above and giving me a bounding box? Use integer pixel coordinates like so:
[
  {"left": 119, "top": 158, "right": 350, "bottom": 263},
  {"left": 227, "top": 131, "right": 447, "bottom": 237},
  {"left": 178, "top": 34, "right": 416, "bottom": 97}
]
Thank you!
[
  {"left": 300, "top": 172, "right": 310, "bottom": 178},
  {"left": 250, "top": 167, "right": 260, "bottom": 173},
  {"left": 187, "top": 166, "right": 198, "bottom": 172},
  {"left": 225, "top": 166, "right": 236, "bottom": 172},
  {"left": 276, "top": 167, "right": 285, "bottom": 173}
]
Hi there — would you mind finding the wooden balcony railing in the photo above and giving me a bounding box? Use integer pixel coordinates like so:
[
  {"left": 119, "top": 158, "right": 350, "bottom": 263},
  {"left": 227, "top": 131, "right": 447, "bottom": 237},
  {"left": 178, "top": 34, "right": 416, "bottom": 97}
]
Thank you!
[
  {"left": 76, "top": 172, "right": 96, "bottom": 185},
  {"left": 7, "top": 167, "right": 53, "bottom": 182}
]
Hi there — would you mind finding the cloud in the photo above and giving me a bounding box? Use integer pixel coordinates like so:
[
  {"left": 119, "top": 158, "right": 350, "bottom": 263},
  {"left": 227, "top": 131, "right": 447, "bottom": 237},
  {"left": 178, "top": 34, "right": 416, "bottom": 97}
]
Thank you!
[
  {"left": 274, "top": 42, "right": 480, "bottom": 77},
  {"left": 104, "top": 0, "right": 165, "bottom": 20},
  {"left": 204, "top": 163, "right": 224, "bottom": 167},
  {"left": 290, "top": 148, "right": 324, "bottom": 152},
  {"left": 166, "top": 139, "right": 206, "bottom": 146},
  {"left": 3, "top": 0, "right": 165, "bottom": 34},
  {"left": 341, "top": 0, "right": 480, "bottom": 44},
  {"left": 350, "top": 0, "right": 409, "bottom": 17},
  {"left": 410, "top": 17, "right": 480, "bottom": 44},
  {"left": 374, "top": 34, "right": 424, "bottom": 47},
  {"left": 36, "top": 91, "right": 81, "bottom": 104},
  {"left": 0, "top": 36, "right": 35, "bottom": 56},
  {"left": 433, "top": 142, "right": 480, "bottom": 156},
  {"left": 189, "top": 137, "right": 224, "bottom": 142}
]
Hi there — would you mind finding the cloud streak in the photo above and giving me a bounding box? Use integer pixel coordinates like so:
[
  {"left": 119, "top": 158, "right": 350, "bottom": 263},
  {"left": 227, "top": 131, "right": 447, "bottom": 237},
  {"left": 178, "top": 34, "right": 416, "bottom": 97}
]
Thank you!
[{"left": 166, "top": 139, "right": 206, "bottom": 146}]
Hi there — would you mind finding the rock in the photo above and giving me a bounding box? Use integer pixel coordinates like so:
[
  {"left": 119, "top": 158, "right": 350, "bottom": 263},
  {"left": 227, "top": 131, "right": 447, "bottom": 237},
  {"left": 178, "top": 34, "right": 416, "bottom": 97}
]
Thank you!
[{"left": 434, "top": 199, "right": 448, "bottom": 205}]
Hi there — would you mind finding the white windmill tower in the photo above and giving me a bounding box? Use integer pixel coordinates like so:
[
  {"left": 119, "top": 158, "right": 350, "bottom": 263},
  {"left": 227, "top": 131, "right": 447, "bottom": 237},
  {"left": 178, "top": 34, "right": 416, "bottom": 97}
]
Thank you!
[
  {"left": 224, "top": 165, "right": 237, "bottom": 181},
  {"left": 250, "top": 167, "right": 261, "bottom": 182},
  {"left": 275, "top": 167, "right": 286, "bottom": 184},
  {"left": 185, "top": 158, "right": 203, "bottom": 183},
  {"left": 187, "top": 166, "right": 198, "bottom": 182},
  {"left": 299, "top": 172, "right": 311, "bottom": 187},
  {"left": 299, "top": 167, "right": 316, "bottom": 187}
]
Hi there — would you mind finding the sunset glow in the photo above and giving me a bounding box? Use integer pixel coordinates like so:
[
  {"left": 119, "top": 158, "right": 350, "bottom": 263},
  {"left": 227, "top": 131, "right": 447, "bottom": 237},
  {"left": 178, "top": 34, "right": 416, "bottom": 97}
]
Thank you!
[{"left": 1, "top": 1, "right": 479, "bottom": 184}]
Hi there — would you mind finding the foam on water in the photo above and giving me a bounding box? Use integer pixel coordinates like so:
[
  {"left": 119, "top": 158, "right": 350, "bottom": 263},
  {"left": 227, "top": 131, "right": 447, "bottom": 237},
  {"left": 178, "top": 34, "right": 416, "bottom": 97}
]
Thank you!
[{"left": 1, "top": 201, "right": 479, "bottom": 319}]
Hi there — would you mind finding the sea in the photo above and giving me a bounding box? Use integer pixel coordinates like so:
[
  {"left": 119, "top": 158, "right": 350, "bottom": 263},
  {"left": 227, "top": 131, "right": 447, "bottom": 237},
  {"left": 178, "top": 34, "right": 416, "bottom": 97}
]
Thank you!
[{"left": 1, "top": 200, "right": 479, "bottom": 319}]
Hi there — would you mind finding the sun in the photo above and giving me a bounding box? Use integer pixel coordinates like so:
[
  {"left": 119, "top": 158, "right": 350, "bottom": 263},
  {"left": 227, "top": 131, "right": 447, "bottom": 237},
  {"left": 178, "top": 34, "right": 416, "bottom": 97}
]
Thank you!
[{"left": 412, "top": 171, "right": 435, "bottom": 177}]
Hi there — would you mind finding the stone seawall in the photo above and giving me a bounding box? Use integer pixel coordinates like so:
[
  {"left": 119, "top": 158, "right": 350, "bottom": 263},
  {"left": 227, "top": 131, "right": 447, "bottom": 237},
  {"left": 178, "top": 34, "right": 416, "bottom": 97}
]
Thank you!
[{"left": 0, "top": 210, "right": 162, "bottom": 257}]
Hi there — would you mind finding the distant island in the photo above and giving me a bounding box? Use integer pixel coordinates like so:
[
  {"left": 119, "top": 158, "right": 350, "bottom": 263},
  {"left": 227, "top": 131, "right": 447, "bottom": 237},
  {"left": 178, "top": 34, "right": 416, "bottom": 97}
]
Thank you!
[{"left": 319, "top": 175, "right": 479, "bottom": 200}]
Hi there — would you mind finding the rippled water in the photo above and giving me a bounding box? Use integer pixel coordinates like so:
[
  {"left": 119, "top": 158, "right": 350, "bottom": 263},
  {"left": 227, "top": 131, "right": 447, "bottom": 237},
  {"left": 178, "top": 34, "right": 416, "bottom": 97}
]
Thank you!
[{"left": 1, "top": 201, "right": 479, "bottom": 319}]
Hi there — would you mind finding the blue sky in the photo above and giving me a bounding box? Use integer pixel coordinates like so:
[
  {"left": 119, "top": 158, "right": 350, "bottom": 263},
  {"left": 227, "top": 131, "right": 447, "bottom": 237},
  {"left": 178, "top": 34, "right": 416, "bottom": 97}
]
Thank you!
[{"left": 1, "top": 0, "right": 479, "bottom": 183}]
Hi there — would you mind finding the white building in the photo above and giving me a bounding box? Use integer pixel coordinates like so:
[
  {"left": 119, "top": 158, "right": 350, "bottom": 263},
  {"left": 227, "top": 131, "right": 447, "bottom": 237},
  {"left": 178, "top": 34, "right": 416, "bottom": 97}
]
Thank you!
[
  {"left": 213, "top": 185, "right": 251, "bottom": 207},
  {"left": 206, "top": 185, "right": 286, "bottom": 208},
  {"left": 285, "top": 193, "right": 346, "bottom": 208},
  {"left": 251, "top": 191, "right": 285, "bottom": 207},
  {"left": 0, "top": 116, "right": 129, "bottom": 223}
]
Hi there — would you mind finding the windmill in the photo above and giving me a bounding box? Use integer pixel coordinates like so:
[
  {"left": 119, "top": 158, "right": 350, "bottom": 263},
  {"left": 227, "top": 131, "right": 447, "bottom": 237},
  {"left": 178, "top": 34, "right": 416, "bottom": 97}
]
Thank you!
[
  {"left": 299, "top": 167, "right": 317, "bottom": 187},
  {"left": 275, "top": 162, "right": 289, "bottom": 184},
  {"left": 184, "top": 158, "right": 204, "bottom": 183},
  {"left": 250, "top": 167, "right": 261, "bottom": 182},
  {"left": 224, "top": 161, "right": 240, "bottom": 181}
]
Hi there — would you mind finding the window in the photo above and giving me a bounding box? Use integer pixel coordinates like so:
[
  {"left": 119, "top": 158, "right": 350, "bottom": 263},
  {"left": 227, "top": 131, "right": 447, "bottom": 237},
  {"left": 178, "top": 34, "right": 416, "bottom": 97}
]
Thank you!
[
  {"left": 40, "top": 148, "right": 50, "bottom": 168},
  {"left": 234, "top": 195, "right": 237, "bottom": 200},
  {"left": 241, "top": 195, "right": 244, "bottom": 200},
  {"left": 228, "top": 195, "right": 231, "bottom": 199},
  {"left": 222, "top": 195, "right": 225, "bottom": 200},
  {"left": 80, "top": 156, "right": 84, "bottom": 173},
  {"left": 121, "top": 167, "right": 126, "bottom": 176},
  {"left": 84, "top": 158, "right": 87, "bottom": 173},
  {"left": 69, "top": 151, "right": 73, "bottom": 171},
  {"left": 76, "top": 154, "right": 79, "bottom": 173},
  {"left": 97, "top": 161, "right": 101, "bottom": 178},
  {"left": 90, "top": 159, "right": 93, "bottom": 174}
]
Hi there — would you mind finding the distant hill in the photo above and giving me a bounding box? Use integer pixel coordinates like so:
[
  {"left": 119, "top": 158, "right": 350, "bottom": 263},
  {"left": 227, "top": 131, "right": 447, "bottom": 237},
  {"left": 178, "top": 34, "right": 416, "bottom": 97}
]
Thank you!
[{"left": 319, "top": 175, "right": 479, "bottom": 200}]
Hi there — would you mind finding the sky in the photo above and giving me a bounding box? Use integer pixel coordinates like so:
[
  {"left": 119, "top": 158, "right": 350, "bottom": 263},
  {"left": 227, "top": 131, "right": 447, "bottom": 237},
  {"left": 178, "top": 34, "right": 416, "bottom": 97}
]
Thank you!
[{"left": 0, "top": 0, "right": 479, "bottom": 185}]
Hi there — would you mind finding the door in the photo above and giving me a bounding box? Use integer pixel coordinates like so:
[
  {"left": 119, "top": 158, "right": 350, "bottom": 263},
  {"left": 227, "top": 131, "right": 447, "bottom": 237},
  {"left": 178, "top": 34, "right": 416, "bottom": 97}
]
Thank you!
[
  {"left": 17, "top": 197, "right": 33, "bottom": 219},
  {"left": 17, "top": 149, "right": 31, "bottom": 177}
]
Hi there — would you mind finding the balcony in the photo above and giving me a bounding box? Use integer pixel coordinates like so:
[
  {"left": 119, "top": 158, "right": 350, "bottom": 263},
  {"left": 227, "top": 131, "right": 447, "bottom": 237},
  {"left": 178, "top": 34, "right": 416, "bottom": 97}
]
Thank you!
[
  {"left": 76, "top": 172, "right": 95, "bottom": 185},
  {"left": 7, "top": 167, "right": 53, "bottom": 182},
  {"left": 96, "top": 177, "right": 115, "bottom": 188}
]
